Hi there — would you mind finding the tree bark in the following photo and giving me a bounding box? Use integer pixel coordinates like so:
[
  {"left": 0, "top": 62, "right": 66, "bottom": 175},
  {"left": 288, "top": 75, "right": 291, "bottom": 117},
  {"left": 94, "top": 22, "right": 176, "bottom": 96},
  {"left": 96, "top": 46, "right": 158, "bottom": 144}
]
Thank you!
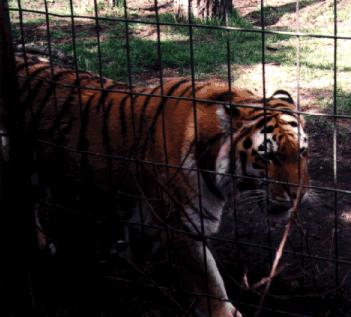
[{"left": 174, "top": 0, "right": 232, "bottom": 21}]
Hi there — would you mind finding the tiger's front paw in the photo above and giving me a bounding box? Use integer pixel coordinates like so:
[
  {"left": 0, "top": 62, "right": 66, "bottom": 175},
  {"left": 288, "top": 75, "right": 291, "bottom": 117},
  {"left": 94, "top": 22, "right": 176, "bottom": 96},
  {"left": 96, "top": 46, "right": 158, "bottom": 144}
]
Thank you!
[
  {"left": 215, "top": 302, "right": 243, "bottom": 317},
  {"left": 196, "top": 299, "right": 243, "bottom": 317}
]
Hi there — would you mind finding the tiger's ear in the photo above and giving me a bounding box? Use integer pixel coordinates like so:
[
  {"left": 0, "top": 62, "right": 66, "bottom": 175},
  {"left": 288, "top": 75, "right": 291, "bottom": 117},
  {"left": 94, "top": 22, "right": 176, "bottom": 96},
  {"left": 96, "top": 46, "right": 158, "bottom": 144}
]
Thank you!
[
  {"left": 270, "top": 90, "right": 304, "bottom": 127},
  {"left": 270, "top": 90, "right": 295, "bottom": 105},
  {"left": 209, "top": 88, "right": 241, "bottom": 130},
  {"left": 207, "top": 88, "right": 241, "bottom": 117}
]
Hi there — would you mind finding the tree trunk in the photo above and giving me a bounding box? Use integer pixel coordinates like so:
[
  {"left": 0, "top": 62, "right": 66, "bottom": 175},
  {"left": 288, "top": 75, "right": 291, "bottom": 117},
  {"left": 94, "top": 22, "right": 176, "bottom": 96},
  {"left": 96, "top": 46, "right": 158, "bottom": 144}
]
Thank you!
[{"left": 174, "top": 0, "right": 232, "bottom": 21}]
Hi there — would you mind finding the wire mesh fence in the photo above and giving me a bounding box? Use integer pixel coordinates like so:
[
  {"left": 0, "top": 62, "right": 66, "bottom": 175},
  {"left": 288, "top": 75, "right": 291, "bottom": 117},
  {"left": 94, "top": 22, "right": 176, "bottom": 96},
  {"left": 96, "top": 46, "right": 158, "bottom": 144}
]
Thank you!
[{"left": 1, "top": 0, "right": 351, "bottom": 316}]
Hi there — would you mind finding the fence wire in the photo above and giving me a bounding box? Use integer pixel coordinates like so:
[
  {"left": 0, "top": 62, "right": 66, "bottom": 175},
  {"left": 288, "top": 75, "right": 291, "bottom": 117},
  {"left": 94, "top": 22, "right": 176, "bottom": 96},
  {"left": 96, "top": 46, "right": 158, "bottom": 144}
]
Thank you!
[{"left": 1, "top": 0, "right": 351, "bottom": 316}]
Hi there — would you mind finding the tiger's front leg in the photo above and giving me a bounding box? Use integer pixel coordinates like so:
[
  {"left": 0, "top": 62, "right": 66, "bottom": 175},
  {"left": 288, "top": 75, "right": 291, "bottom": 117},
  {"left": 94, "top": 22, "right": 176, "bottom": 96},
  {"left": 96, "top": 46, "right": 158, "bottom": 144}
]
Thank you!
[{"left": 173, "top": 235, "right": 242, "bottom": 317}]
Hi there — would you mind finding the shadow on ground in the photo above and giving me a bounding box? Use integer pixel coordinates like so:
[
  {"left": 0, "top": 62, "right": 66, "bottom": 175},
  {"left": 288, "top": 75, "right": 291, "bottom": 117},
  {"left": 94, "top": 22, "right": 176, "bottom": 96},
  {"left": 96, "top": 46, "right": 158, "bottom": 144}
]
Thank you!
[{"left": 243, "top": 0, "right": 323, "bottom": 26}]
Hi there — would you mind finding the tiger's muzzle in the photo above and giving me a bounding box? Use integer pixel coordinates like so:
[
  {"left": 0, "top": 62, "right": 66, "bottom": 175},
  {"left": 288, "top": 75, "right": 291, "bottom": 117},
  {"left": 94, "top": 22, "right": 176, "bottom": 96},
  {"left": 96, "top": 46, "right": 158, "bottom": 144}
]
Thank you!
[{"left": 267, "top": 200, "right": 292, "bottom": 215}]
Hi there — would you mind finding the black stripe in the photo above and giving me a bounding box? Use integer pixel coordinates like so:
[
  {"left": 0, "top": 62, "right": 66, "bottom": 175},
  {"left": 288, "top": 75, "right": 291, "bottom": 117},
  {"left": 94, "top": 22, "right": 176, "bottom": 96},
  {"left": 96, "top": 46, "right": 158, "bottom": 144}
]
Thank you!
[
  {"left": 166, "top": 139, "right": 196, "bottom": 188},
  {"left": 138, "top": 86, "right": 161, "bottom": 135},
  {"left": 197, "top": 133, "right": 225, "bottom": 200},
  {"left": 250, "top": 102, "right": 294, "bottom": 113},
  {"left": 173, "top": 133, "right": 223, "bottom": 202},
  {"left": 248, "top": 111, "right": 277, "bottom": 120},
  {"left": 103, "top": 99, "right": 115, "bottom": 189},
  {"left": 96, "top": 83, "right": 129, "bottom": 113},
  {"left": 28, "top": 83, "right": 62, "bottom": 132},
  {"left": 239, "top": 151, "right": 247, "bottom": 175},
  {"left": 137, "top": 82, "right": 194, "bottom": 151},
  {"left": 243, "top": 137, "right": 252, "bottom": 149},
  {"left": 18, "top": 65, "right": 52, "bottom": 94},
  {"left": 148, "top": 79, "right": 189, "bottom": 142},
  {"left": 235, "top": 127, "right": 253, "bottom": 146},
  {"left": 55, "top": 116, "right": 76, "bottom": 145},
  {"left": 96, "top": 89, "right": 109, "bottom": 113},
  {"left": 49, "top": 80, "right": 93, "bottom": 152},
  {"left": 77, "top": 94, "right": 96, "bottom": 151},
  {"left": 228, "top": 148, "right": 236, "bottom": 175},
  {"left": 202, "top": 171, "right": 224, "bottom": 200},
  {"left": 103, "top": 82, "right": 127, "bottom": 91},
  {"left": 102, "top": 99, "right": 114, "bottom": 155},
  {"left": 23, "top": 70, "right": 75, "bottom": 112},
  {"left": 119, "top": 94, "right": 130, "bottom": 138},
  {"left": 27, "top": 75, "right": 78, "bottom": 146},
  {"left": 255, "top": 116, "right": 274, "bottom": 130},
  {"left": 47, "top": 77, "right": 86, "bottom": 136},
  {"left": 77, "top": 93, "right": 95, "bottom": 186},
  {"left": 178, "top": 82, "right": 208, "bottom": 99},
  {"left": 137, "top": 79, "right": 190, "bottom": 158}
]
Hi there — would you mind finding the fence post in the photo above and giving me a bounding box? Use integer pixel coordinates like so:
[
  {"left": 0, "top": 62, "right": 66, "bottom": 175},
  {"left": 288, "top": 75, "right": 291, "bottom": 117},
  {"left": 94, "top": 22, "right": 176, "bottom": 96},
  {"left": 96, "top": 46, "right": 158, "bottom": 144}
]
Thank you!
[{"left": 0, "top": 1, "right": 37, "bottom": 315}]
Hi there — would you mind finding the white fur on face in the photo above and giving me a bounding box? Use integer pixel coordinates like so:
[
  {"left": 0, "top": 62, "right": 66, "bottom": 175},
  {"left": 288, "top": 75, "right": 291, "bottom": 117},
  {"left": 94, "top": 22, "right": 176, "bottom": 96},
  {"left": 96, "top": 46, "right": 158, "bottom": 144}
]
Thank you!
[
  {"left": 251, "top": 114, "right": 308, "bottom": 156},
  {"left": 279, "top": 114, "right": 308, "bottom": 150},
  {"left": 251, "top": 129, "right": 279, "bottom": 155}
]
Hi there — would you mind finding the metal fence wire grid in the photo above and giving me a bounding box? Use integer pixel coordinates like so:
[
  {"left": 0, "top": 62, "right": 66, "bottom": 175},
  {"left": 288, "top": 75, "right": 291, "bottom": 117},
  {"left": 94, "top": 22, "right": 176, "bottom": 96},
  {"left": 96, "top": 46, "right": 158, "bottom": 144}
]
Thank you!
[{"left": 0, "top": 0, "right": 351, "bottom": 316}]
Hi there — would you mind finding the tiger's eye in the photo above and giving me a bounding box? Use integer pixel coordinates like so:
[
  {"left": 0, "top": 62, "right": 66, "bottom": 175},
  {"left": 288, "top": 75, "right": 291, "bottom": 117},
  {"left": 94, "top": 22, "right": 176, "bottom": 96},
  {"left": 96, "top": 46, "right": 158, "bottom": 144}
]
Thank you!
[
  {"left": 261, "top": 125, "right": 274, "bottom": 133},
  {"left": 243, "top": 137, "right": 252, "bottom": 149}
]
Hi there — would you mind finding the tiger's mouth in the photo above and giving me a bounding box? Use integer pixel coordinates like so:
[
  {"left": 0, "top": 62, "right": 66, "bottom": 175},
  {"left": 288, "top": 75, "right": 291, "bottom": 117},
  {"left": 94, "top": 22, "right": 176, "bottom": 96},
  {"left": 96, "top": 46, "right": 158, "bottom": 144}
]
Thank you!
[
  {"left": 267, "top": 200, "right": 292, "bottom": 215},
  {"left": 236, "top": 188, "right": 304, "bottom": 219}
]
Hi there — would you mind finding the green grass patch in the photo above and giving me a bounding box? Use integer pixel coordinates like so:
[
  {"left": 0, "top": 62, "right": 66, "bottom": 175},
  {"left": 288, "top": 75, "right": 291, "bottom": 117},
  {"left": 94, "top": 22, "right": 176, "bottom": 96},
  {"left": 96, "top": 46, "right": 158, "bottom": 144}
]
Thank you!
[
  {"left": 7, "top": 0, "right": 351, "bottom": 114},
  {"left": 56, "top": 17, "right": 295, "bottom": 81}
]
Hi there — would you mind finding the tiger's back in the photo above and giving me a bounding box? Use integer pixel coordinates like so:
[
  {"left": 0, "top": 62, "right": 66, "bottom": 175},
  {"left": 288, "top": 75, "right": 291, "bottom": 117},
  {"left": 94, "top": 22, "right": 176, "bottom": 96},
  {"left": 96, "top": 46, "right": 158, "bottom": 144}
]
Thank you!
[{"left": 16, "top": 53, "right": 245, "bottom": 204}]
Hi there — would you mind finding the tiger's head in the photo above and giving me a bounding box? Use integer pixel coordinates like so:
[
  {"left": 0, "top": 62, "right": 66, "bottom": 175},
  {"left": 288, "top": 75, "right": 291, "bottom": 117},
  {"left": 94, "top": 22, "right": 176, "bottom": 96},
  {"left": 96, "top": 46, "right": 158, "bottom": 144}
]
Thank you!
[{"left": 214, "top": 88, "right": 309, "bottom": 216}]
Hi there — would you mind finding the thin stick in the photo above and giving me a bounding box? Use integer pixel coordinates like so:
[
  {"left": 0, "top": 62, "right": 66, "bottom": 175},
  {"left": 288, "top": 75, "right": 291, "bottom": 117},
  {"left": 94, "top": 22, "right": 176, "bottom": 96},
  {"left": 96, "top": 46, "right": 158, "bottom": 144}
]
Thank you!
[{"left": 254, "top": 181, "right": 303, "bottom": 316}]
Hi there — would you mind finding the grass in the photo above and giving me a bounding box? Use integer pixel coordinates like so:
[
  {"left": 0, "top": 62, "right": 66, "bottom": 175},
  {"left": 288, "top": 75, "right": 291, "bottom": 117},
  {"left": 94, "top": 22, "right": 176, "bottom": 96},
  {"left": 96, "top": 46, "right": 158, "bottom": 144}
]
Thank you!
[{"left": 8, "top": 0, "right": 351, "bottom": 114}]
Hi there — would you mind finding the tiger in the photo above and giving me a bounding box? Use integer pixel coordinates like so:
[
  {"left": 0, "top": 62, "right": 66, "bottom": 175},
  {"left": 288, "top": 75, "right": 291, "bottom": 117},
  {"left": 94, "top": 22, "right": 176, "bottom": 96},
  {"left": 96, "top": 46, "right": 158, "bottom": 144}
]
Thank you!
[{"left": 15, "top": 53, "right": 309, "bottom": 317}]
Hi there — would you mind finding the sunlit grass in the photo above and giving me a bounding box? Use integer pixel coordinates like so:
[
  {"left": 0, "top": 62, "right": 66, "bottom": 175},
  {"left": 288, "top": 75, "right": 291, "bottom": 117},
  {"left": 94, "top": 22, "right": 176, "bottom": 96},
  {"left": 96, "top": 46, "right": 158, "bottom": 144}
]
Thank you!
[{"left": 8, "top": 0, "right": 351, "bottom": 114}]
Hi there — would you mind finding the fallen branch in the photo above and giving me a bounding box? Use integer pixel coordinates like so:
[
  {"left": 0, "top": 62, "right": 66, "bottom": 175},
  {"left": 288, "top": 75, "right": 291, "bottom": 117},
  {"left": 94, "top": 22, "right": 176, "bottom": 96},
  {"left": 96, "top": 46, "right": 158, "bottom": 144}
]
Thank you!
[
  {"left": 254, "top": 180, "right": 304, "bottom": 317},
  {"left": 251, "top": 264, "right": 287, "bottom": 290},
  {"left": 16, "top": 43, "right": 74, "bottom": 65}
]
